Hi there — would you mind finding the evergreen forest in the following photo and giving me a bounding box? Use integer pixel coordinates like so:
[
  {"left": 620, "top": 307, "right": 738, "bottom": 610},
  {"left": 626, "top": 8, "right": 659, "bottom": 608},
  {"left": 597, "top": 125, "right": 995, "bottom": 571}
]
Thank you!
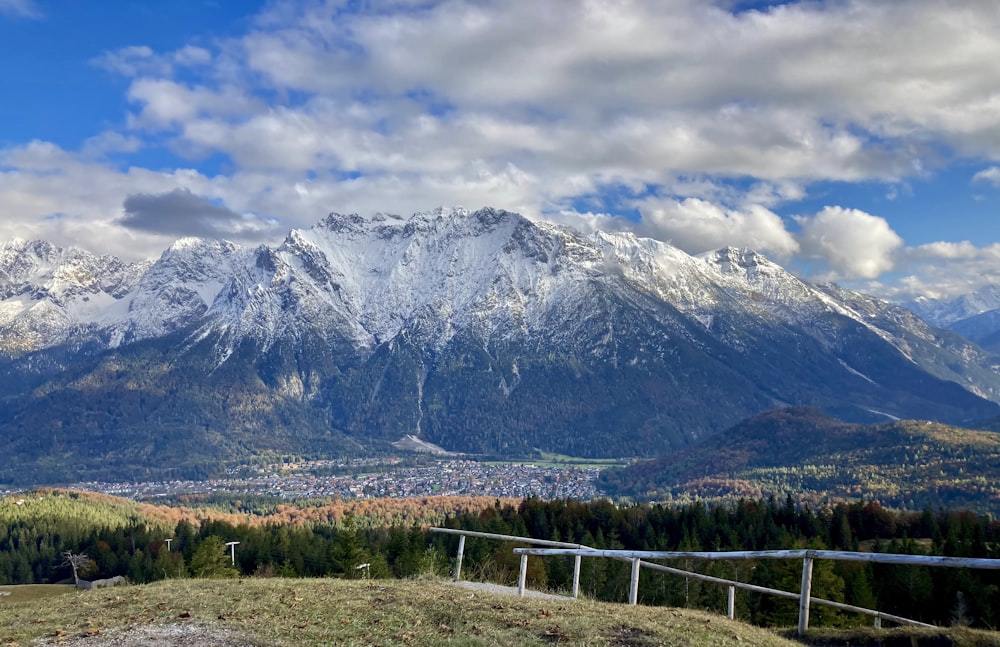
[{"left": 1, "top": 491, "right": 998, "bottom": 630}]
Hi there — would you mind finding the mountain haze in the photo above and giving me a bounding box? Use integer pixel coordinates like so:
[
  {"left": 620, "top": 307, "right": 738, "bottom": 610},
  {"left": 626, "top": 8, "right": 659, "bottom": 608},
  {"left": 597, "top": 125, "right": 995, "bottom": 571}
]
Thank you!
[
  {"left": 907, "top": 287, "right": 1000, "bottom": 354},
  {"left": 2, "top": 208, "right": 999, "bottom": 484}
]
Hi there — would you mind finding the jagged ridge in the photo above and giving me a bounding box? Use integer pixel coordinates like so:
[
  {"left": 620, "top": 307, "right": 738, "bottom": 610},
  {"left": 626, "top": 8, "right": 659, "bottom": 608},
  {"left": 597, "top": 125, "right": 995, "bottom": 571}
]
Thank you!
[{"left": 1, "top": 208, "right": 999, "bottom": 484}]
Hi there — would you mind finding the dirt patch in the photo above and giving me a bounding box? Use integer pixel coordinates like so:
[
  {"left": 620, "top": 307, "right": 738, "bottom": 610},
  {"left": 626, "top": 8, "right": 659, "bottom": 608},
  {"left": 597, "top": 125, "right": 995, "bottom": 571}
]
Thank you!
[
  {"left": 31, "top": 622, "right": 276, "bottom": 647},
  {"left": 607, "top": 624, "right": 673, "bottom": 647},
  {"left": 540, "top": 623, "right": 572, "bottom": 643}
]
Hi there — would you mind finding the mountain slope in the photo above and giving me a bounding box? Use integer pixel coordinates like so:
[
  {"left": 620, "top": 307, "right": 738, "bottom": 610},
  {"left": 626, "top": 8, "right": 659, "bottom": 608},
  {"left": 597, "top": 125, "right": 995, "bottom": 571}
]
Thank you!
[
  {"left": 2, "top": 208, "right": 1000, "bottom": 484},
  {"left": 598, "top": 407, "right": 1000, "bottom": 514}
]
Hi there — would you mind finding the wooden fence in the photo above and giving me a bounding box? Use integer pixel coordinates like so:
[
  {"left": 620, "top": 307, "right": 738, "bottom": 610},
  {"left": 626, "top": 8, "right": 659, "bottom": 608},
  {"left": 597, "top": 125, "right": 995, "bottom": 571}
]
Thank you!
[
  {"left": 429, "top": 527, "right": 587, "bottom": 598},
  {"left": 512, "top": 547, "right": 1000, "bottom": 635},
  {"left": 430, "top": 528, "right": 1000, "bottom": 635}
]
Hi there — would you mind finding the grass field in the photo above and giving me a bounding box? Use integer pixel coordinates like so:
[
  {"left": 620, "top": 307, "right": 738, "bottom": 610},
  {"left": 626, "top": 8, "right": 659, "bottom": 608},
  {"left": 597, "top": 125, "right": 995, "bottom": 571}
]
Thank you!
[
  {"left": 484, "top": 452, "right": 632, "bottom": 470},
  {"left": 0, "top": 577, "right": 798, "bottom": 646},
  {"left": 2, "top": 578, "right": 998, "bottom": 646},
  {"left": 0, "top": 584, "right": 76, "bottom": 604}
]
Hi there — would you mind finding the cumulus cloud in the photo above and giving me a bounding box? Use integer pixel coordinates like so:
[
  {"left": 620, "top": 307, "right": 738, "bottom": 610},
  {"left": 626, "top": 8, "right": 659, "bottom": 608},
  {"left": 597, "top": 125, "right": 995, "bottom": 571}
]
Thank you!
[
  {"left": 972, "top": 167, "right": 1000, "bottom": 188},
  {"left": 635, "top": 197, "right": 799, "bottom": 259},
  {"left": 120, "top": 188, "right": 282, "bottom": 240},
  {"left": 233, "top": 0, "right": 1000, "bottom": 173},
  {"left": 100, "top": 1, "right": 1000, "bottom": 211},
  {"left": 126, "top": 80, "right": 260, "bottom": 130},
  {"left": 81, "top": 131, "right": 143, "bottom": 158},
  {"left": 5, "top": 0, "right": 1000, "bottom": 302},
  {"left": 796, "top": 207, "right": 904, "bottom": 280},
  {"left": 908, "top": 241, "right": 983, "bottom": 261},
  {"left": 91, "top": 44, "right": 214, "bottom": 78},
  {"left": 90, "top": 46, "right": 162, "bottom": 77},
  {"left": 878, "top": 242, "right": 1000, "bottom": 301},
  {"left": 0, "top": 142, "right": 292, "bottom": 260}
]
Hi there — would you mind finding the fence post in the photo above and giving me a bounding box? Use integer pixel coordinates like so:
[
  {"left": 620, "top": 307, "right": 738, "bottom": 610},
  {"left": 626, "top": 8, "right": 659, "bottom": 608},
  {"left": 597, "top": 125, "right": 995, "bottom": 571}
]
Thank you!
[
  {"left": 629, "top": 557, "right": 641, "bottom": 605},
  {"left": 727, "top": 585, "right": 735, "bottom": 619},
  {"left": 798, "top": 557, "right": 814, "bottom": 636},
  {"left": 454, "top": 535, "right": 466, "bottom": 581},
  {"left": 572, "top": 555, "right": 581, "bottom": 599},
  {"left": 518, "top": 554, "right": 528, "bottom": 597},
  {"left": 874, "top": 616, "right": 881, "bottom": 629}
]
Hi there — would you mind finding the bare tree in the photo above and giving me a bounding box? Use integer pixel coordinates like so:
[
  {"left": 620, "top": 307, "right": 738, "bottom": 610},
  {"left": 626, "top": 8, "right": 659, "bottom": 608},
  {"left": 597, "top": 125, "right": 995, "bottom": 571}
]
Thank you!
[{"left": 60, "top": 551, "right": 96, "bottom": 586}]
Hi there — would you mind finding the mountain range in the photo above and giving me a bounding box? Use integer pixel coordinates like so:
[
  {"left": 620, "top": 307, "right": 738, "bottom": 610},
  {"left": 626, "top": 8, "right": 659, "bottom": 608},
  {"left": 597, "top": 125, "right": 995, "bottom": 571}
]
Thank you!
[
  {"left": 2, "top": 207, "right": 1000, "bottom": 485},
  {"left": 906, "top": 286, "right": 1000, "bottom": 353}
]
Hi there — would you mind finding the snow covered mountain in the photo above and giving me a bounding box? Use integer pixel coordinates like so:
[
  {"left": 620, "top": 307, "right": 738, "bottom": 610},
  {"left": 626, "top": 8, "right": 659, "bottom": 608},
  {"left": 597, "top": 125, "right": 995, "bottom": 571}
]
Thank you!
[
  {"left": 2, "top": 207, "right": 999, "bottom": 485},
  {"left": 905, "top": 286, "right": 1000, "bottom": 354},
  {"left": 906, "top": 286, "right": 1000, "bottom": 328}
]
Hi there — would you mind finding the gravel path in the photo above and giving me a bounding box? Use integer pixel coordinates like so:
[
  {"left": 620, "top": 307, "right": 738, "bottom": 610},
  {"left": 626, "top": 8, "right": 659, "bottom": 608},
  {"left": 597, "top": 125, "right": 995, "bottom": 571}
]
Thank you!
[{"left": 31, "top": 623, "right": 275, "bottom": 647}]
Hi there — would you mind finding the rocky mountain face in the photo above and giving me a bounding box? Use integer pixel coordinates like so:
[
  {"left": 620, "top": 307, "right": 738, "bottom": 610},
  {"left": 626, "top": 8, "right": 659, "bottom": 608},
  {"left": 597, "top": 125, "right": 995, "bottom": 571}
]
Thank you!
[{"left": 2, "top": 208, "right": 999, "bottom": 485}]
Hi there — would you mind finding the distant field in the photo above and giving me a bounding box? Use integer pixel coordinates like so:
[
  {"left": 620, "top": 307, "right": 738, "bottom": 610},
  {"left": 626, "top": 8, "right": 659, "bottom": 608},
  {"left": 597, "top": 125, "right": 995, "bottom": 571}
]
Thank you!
[
  {"left": 484, "top": 452, "right": 631, "bottom": 470},
  {"left": 0, "top": 584, "right": 76, "bottom": 603}
]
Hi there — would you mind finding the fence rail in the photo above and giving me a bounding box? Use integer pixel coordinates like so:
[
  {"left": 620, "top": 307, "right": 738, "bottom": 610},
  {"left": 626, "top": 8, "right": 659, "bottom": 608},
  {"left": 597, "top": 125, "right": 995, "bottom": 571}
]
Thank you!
[
  {"left": 430, "top": 528, "right": 1000, "bottom": 635},
  {"left": 429, "top": 527, "right": 587, "bottom": 598},
  {"left": 513, "top": 547, "right": 1000, "bottom": 635}
]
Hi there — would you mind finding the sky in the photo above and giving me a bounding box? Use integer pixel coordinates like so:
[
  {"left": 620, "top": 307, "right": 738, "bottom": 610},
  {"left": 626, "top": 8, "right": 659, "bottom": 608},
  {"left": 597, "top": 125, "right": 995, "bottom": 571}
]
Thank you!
[{"left": 2, "top": 0, "right": 1000, "bottom": 301}]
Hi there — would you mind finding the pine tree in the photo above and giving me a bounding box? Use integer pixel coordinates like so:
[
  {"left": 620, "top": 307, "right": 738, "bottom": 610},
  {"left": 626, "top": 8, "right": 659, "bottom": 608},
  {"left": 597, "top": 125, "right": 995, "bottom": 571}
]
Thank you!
[{"left": 190, "top": 537, "right": 238, "bottom": 579}]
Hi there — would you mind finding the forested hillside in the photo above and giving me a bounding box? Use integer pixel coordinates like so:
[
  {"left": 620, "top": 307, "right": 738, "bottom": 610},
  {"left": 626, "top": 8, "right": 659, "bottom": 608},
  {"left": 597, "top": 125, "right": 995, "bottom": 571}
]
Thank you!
[
  {"left": 2, "top": 491, "right": 998, "bottom": 629},
  {"left": 598, "top": 408, "right": 1000, "bottom": 514}
]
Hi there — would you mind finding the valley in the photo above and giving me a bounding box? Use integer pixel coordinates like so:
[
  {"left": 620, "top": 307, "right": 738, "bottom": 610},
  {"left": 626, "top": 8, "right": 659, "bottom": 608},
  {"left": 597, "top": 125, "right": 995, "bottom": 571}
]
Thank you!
[{"left": 44, "top": 457, "right": 603, "bottom": 502}]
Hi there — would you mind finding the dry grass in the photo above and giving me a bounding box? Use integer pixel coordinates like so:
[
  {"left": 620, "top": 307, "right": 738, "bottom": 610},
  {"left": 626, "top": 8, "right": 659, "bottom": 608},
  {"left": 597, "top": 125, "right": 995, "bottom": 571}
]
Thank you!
[
  {"left": 0, "top": 585, "right": 76, "bottom": 604},
  {"left": 0, "top": 577, "right": 801, "bottom": 647},
  {"left": 4, "top": 578, "right": 997, "bottom": 647}
]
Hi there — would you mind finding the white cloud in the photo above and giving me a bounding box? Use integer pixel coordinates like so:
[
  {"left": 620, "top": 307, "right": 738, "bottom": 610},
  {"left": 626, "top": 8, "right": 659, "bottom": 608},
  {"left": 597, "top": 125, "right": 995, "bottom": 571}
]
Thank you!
[
  {"left": 796, "top": 207, "right": 904, "bottom": 280},
  {"left": 92, "top": 44, "right": 213, "bottom": 79},
  {"left": 635, "top": 197, "right": 799, "bottom": 259},
  {"left": 126, "top": 79, "right": 261, "bottom": 129},
  {"left": 173, "top": 45, "right": 212, "bottom": 67},
  {"left": 81, "top": 131, "right": 143, "bottom": 158},
  {"left": 5, "top": 0, "right": 1000, "bottom": 303},
  {"left": 908, "top": 241, "right": 982, "bottom": 261},
  {"left": 233, "top": 0, "right": 1000, "bottom": 175},
  {"left": 90, "top": 46, "right": 162, "bottom": 77},
  {"left": 875, "top": 242, "right": 1000, "bottom": 301},
  {"left": 972, "top": 166, "right": 1000, "bottom": 188},
  {"left": 108, "top": 0, "right": 1000, "bottom": 202}
]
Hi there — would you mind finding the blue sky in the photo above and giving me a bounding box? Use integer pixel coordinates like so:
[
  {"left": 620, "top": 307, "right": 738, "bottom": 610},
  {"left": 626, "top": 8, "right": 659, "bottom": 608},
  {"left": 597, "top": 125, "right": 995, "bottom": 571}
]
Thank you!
[{"left": 2, "top": 0, "right": 1000, "bottom": 301}]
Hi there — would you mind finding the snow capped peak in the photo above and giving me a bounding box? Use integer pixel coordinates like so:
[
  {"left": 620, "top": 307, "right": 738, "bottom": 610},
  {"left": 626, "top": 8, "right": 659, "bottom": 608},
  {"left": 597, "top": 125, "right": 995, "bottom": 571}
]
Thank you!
[
  {"left": 699, "top": 246, "right": 782, "bottom": 274},
  {"left": 0, "top": 236, "right": 31, "bottom": 252},
  {"left": 905, "top": 285, "right": 1000, "bottom": 327},
  {"left": 0, "top": 238, "right": 147, "bottom": 353},
  {"left": 165, "top": 236, "right": 235, "bottom": 253},
  {"left": 0, "top": 207, "right": 981, "bottom": 384}
]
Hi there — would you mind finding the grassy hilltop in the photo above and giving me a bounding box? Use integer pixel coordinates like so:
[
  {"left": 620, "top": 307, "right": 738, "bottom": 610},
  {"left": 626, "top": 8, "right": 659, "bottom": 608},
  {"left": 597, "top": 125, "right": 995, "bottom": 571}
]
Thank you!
[
  {"left": 1, "top": 577, "right": 798, "bottom": 647},
  {"left": 3, "top": 578, "right": 1000, "bottom": 647}
]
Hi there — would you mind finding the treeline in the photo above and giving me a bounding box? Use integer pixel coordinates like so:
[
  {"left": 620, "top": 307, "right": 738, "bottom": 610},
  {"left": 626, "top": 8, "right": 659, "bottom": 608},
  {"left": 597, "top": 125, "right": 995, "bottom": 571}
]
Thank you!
[
  {"left": 438, "top": 496, "right": 1000, "bottom": 628},
  {"left": 2, "top": 495, "right": 999, "bottom": 629},
  {"left": 0, "top": 508, "right": 448, "bottom": 585}
]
